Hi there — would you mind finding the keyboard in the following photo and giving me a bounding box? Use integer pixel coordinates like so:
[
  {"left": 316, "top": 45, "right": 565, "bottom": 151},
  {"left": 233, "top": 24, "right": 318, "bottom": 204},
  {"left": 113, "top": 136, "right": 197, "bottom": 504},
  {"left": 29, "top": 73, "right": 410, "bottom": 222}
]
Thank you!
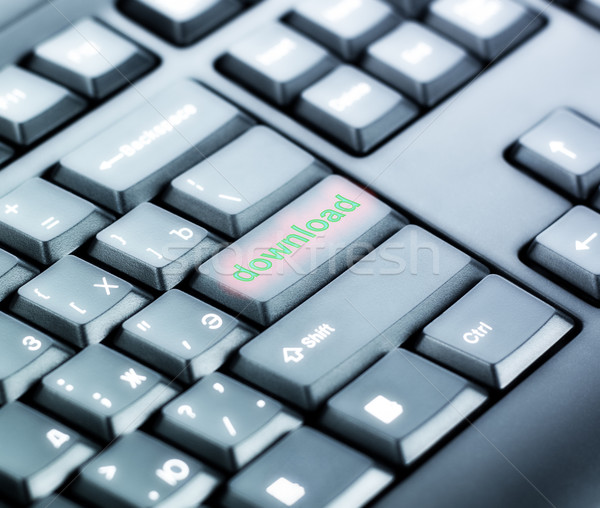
[{"left": 0, "top": 0, "right": 598, "bottom": 506}]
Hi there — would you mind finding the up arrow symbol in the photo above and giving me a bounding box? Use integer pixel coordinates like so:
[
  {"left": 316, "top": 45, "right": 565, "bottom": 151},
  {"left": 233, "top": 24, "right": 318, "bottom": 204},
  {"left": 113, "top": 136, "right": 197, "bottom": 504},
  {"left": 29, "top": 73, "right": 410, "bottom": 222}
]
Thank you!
[
  {"left": 98, "top": 465, "right": 117, "bottom": 481},
  {"left": 283, "top": 347, "right": 304, "bottom": 363}
]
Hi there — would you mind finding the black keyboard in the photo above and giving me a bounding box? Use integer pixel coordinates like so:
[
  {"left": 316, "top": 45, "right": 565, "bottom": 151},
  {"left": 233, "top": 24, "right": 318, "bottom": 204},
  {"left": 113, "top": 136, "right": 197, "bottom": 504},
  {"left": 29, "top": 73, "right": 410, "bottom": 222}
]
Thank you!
[{"left": 0, "top": 0, "right": 598, "bottom": 506}]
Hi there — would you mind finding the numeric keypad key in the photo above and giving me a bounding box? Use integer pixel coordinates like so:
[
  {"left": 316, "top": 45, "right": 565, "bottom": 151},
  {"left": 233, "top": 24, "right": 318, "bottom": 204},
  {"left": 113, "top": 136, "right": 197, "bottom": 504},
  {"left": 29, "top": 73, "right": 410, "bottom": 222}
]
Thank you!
[
  {"left": 35, "top": 344, "right": 177, "bottom": 440},
  {"left": 12, "top": 256, "right": 149, "bottom": 347}
]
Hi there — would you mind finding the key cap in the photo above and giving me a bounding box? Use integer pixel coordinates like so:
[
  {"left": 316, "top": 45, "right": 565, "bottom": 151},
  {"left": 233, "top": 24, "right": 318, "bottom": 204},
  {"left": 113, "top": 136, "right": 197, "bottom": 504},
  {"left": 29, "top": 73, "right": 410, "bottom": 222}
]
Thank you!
[
  {"left": 287, "top": 0, "right": 399, "bottom": 60},
  {"left": 511, "top": 109, "right": 600, "bottom": 199},
  {"left": 0, "top": 66, "right": 85, "bottom": 145},
  {"left": 220, "top": 22, "right": 337, "bottom": 106},
  {"left": 0, "top": 178, "right": 112, "bottom": 264},
  {"left": 72, "top": 431, "right": 220, "bottom": 507},
  {"left": 55, "top": 80, "right": 252, "bottom": 213},
  {"left": 193, "top": 175, "right": 405, "bottom": 326},
  {"left": 0, "top": 142, "right": 12, "bottom": 166},
  {"left": 529, "top": 206, "right": 600, "bottom": 300},
  {"left": 29, "top": 19, "right": 154, "bottom": 99},
  {"left": 163, "top": 125, "right": 331, "bottom": 238},
  {"left": 232, "top": 225, "right": 487, "bottom": 410},
  {"left": 578, "top": 0, "right": 600, "bottom": 25},
  {"left": 0, "top": 248, "right": 37, "bottom": 301},
  {"left": 0, "top": 402, "right": 96, "bottom": 504},
  {"left": 12, "top": 256, "right": 149, "bottom": 347},
  {"left": 362, "top": 21, "right": 481, "bottom": 106},
  {"left": 417, "top": 275, "right": 573, "bottom": 388},
  {"left": 90, "top": 203, "right": 220, "bottom": 290},
  {"left": 35, "top": 344, "right": 176, "bottom": 440},
  {"left": 122, "top": 0, "right": 242, "bottom": 45},
  {"left": 115, "top": 290, "right": 255, "bottom": 383},
  {"left": 296, "top": 64, "right": 418, "bottom": 153},
  {"left": 322, "top": 349, "right": 487, "bottom": 464},
  {"left": 155, "top": 372, "right": 302, "bottom": 471},
  {"left": 426, "top": 0, "right": 540, "bottom": 60},
  {"left": 223, "top": 427, "right": 392, "bottom": 508},
  {"left": 0, "top": 312, "right": 71, "bottom": 405}
]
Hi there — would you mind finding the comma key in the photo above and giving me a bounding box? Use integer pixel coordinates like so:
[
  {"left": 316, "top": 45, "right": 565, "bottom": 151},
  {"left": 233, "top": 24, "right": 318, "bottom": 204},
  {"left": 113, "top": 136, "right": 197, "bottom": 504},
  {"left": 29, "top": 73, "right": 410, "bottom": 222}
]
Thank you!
[
  {"left": 232, "top": 225, "right": 488, "bottom": 410},
  {"left": 192, "top": 175, "right": 406, "bottom": 326},
  {"left": 54, "top": 80, "right": 252, "bottom": 213}
]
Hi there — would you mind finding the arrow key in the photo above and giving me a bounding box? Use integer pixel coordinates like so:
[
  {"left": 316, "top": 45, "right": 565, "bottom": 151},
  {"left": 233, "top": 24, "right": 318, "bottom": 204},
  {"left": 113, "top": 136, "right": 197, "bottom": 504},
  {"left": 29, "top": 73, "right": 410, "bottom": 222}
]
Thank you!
[
  {"left": 511, "top": 108, "right": 600, "bottom": 199},
  {"left": 529, "top": 205, "right": 600, "bottom": 300}
]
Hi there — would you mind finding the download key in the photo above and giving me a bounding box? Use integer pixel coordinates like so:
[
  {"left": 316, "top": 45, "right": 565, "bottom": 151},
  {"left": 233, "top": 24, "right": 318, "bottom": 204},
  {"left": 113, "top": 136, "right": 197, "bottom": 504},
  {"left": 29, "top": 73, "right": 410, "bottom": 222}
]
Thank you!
[{"left": 192, "top": 175, "right": 405, "bottom": 325}]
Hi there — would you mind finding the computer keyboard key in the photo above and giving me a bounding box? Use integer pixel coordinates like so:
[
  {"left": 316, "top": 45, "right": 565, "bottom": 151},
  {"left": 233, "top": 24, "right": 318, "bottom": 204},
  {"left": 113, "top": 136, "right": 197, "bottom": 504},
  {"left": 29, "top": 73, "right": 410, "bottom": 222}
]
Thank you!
[
  {"left": 155, "top": 372, "right": 302, "bottom": 471},
  {"left": 35, "top": 344, "right": 176, "bottom": 441},
  {"left": 578, "top": 0, "right": 600, "bottom": 25},
  {"left": 223, "top": 427, "right": 392, "bottom": 508},
  {"left": 72, "top": 431, "right": 220, "bottom": 507},
  {"left": 30, "top": 495, "right": 83, "bottom": 508},
  {"left": 12, "top": 256, "right": 149, "bottom": 347},
  {"left": 55, "top": 80, "right": 252, "bottom": 213},
  {"left": 417, "top": 275, "right": 574, "bottom": 389},
  {"left": 193, "top": 175, "right": 405, "bottom": 326},
  {"left": 0, "top": 66, "right": 85, "bottom": 145},
  {"left": 426, "top": 0, "right": 540, "bottom": 60},
  {"left": 122, "top": 0, "right": 243, "bottom": 45},
  {"left": 90, "top": 203, "right": 220, "bottom": 290},
  {"left": 296, "top": 65, "right": 418, "bottom": 153},
  {"left": 163, "top": 125, "right": 331, "bottom": 238},
  {"left": 0, "top": 142, "right": 12, "bottom": 166},
  {"left": 387, "top": 0, "right": 435, "bottom": 15},
  {"left": 0, "top": 312, "right": 71, "bottom": 405},
  {"left": 0, "top": 178, "right": 112, "bottom": 264},
  {"left": 529, "top": 206, "right": 600, "bottom": 300},
  {"left": 0, "top": 402, "right": 96, "bottom": 504},
  {"left": 363, "top": 21, "right": 481, "bottom": 106},
  {"left": 115, "top": 289, "right": 255, "bottom": 383},
  {"left": 232, "top": 225, "right": 487, "bottom": 409},
  {"left": 29, "top": 19, "right": 154, "bottom": 99},
  {"left": 512, "top": 109, "right": 600, "bottom": 199},
  {"left": 287, "top": 0, "right": 399, "bottom": 60},
  {"left": 323, "top": 350, "right": 487, "bottom": 465},
  {"left": 0, "top": 248, "right": 37, "bottom": 301},
  {"left": 221, "top": 23, "right": 337, "bottom": 106}
]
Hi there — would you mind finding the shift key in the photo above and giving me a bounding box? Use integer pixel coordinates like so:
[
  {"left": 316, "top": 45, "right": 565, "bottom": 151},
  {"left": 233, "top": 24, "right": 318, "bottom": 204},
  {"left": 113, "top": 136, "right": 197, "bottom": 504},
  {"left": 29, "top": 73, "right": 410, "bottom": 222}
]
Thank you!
[
  {"left": 192, "top": 175, "right": 405, "bottom": 325},
  {"left": 232, "top": 226, "right": 488, "bottom": 410},
  {"left": 54, "top": 80, "right": 252, "bottom": 213}
]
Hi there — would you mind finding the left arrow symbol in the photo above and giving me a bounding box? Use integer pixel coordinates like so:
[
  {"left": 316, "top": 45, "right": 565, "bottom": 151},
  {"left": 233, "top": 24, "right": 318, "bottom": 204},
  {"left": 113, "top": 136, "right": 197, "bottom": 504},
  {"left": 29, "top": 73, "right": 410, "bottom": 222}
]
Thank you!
[{"left": 98, "top": 465, "right": 117, "bottom": 480}]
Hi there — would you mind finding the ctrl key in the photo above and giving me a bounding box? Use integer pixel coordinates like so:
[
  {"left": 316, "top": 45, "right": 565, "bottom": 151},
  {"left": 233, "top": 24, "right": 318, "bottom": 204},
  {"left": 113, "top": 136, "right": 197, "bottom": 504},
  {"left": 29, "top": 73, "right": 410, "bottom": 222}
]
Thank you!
[
  {"left": 417, "top": 274, "right": 574, "bottom": 389},
  {"left": 0, "top": 402, "right": 96, "bottom": 504},
  {"left": 72, "top": 432, "right": 220, "bottom": 508},
  {"left": 223, "top": 427, "right": 392, "bottom": 508}
]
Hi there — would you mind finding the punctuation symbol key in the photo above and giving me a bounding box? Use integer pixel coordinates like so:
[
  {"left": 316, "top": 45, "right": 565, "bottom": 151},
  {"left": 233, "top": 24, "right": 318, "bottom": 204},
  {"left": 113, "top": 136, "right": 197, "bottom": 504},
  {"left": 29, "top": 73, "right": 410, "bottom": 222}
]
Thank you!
[
  {"left": 110, "top": 234, "right": 127, "bottom": 245},
  {"left": 98, "top": 465, "right": 117, "bottom": 481},
  {"left": 201, "top": 313, "right": 223, "bottom": 330},
  {"left": 56, "top": 378, "right": 74, "bottom": 392},
  {"left": 92, "top": 392, "right": 112, "bottom": 408},
  {"left": 212, "top": 382, "right": 225, "bottom": 394},
  {"left": 69, "top": 302, "right": 87, "bottom": 315},
  {"left": 41, "top": 216, "right": 60, "bottom": 230},
  {"left": 34, "top": 288, "right": 50, "bottom": 300},
  {"left": 177, "top": 405, "right": 196, "bottom": 419},
  {"left": 137, "top": 320, "right": 151, "bottom": 332}
]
